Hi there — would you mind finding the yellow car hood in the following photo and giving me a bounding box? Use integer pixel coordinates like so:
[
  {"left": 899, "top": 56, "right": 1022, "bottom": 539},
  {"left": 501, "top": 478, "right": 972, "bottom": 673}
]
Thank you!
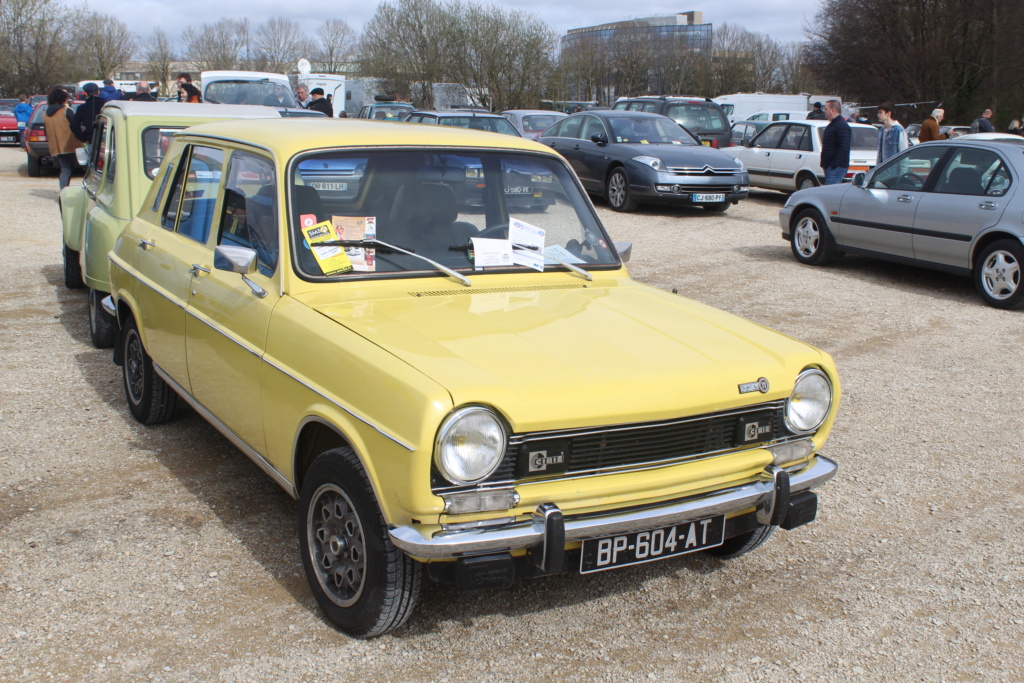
[{"left": 306, "top": 279, "right": 827, "bottom": 432}]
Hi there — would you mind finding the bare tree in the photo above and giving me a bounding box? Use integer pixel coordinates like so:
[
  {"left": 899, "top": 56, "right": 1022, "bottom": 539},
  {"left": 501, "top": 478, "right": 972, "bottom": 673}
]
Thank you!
[
  {"left": 143, "top": 28, "right": 175, "bottom": 95},
  {"left": 310, "top": 19, "right": 357, "bottom": 74},
  {"left": 80, "top": 12, "right": 136, "bottom": 79},
  {"left": 252, "top": 17, "right": 310, "bottom": 74},
  {"left": 0, "top": 0, "right": 84, "bottom": 95},
  {"left": 184, "top": 18, "right": 249, "bottom": 73}
]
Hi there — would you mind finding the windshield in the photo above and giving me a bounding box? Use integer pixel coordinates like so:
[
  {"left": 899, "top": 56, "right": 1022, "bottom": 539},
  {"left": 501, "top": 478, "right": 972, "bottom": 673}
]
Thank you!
[
  {"left": 290, "top": 149, "right": 617, "bottom": 280},
  {"left": 607, "top": 117, "right": 697, "bottom": 145},
  {"left": 664, "top": 104, "right": 729, "bottom": 133},
  {"left": 204, "top": 80, "right": 296, "bottom": 107},
  {"left": 521, "top": 114, "right": 563, "bottom": 133},
  {"left": 439, "top": 116, "right": 520, "bottom": 136}
]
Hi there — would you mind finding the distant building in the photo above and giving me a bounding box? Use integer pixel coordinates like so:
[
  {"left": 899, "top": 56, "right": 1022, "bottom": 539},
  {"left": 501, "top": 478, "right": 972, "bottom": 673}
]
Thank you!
[{"left": 560, "top": 11, "right": 712, "bottom": 55}]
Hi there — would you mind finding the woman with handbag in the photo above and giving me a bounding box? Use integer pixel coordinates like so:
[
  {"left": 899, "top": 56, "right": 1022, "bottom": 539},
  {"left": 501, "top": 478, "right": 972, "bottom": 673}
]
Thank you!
[{"left": 42, "top": 87, "right": 82, "bottom": 190}]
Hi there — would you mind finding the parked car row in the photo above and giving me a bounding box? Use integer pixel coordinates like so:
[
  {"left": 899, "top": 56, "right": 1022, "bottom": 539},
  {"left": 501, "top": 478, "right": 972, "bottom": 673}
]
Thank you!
[{"left": 52, "top": 101, "right": 843, "bottom": 638}]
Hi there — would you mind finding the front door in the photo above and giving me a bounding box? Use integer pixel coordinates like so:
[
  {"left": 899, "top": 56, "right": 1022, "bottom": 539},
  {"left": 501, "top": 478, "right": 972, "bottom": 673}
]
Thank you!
[
  {"left": 743, "top": 123, "right": 787, "bottom": 188},
  {"left": 768, "top": 124, "right": 812, "bottom": 191}
]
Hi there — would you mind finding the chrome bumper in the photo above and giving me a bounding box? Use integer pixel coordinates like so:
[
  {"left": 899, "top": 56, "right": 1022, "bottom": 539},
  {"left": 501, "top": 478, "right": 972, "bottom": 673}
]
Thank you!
[{"left": 389, "top": 456, "right": 837, "bottom": 560}]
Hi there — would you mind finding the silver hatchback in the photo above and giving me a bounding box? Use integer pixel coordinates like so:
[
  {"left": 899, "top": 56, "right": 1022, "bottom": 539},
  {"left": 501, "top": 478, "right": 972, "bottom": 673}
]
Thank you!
[{"left": 779, "top": 138, "right": 1024, "bottom": 309}]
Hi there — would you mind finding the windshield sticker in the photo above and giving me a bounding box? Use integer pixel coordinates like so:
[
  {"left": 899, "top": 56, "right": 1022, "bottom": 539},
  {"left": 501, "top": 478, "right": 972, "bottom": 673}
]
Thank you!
[
  {"left": 302, "top": 220, "right": 352, "bottom": 275},
  {"left": 509, "top": 217, "right": 546, "bottom": 271},
  {"left": 332, "top": 216, "right": 376, "bottom": 272},
  {"left": 640, "top": 139, "right": 649, "bottom": 144},
  {"left": 470, "top": 237, "right": 513, "bottom": 269}
]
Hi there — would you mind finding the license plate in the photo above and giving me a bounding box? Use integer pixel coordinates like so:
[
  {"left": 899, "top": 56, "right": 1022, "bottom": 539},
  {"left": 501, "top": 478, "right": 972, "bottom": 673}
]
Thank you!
[
  {"left": 579, "top": 515, "right": 725, "bottom": 573},
  {"left": 0, "top": 135, "right": 17, "bottom": 143},
  {"left": 311, "top": 181, "right": 347, "bottom": 191},
  {"left": 701, "top": 140, "right": 712, "bottom": 146},
  {"left": 505, "top": 186, "right": 531, "bottom": 194},
  {"left": 692, "top": 193, "right": 725, "bottom": 203}
]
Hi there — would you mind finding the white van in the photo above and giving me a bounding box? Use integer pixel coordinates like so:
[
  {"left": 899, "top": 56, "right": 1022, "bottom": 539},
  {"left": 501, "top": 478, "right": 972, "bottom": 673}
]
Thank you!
[
  {"left": 746, "top": 110, "right": 809, "bottom": 122},
  {"left": 715, "top": 93, "right": 840, "bottom": 123},
  {"left": 294, "top": 74, "right": 346, "bottom": 117},
  {"left": 200, "top": 71, "right": 298, "bottom": 108}
]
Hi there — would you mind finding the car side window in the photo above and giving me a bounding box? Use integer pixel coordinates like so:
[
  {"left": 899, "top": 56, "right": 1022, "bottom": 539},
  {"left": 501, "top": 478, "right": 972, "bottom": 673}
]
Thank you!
[
  {"left": 779, "top": 125, "right": 807, "bottom": 151},
  {"left": 933, "top": 148, "right": 1008, "bottom": 197},
  {"left": 627, "top": 102, "right": 645, "bottom": 111},
  {"left": 217, "top": 152, "right": 278, "bottom": 276},
  {"left": 84, "top": 117, "right": 108, "bottom": 194},
  {"left": 753, "top": 124, "right": 786, "bottom": 149},
  {"left": 580, "top": 115, "right": 605, "bottom": 140},
  {"left": 642, "top": 103, "right": 658, "bottom": 113},
  {"left": 750, "top": 113, "right": 766, "bottom": 121},
  {"left": 557, "top": 116, "right": 583, "bottom": 139},
  {"left": 160, "top": 145, "right": 224, "bottom": 243},
  {"left": 868, "top": 146, "right": 948, "bottom": 191},
  {"left": 773, "top": 113, "right": 790, "bottom": 121}
]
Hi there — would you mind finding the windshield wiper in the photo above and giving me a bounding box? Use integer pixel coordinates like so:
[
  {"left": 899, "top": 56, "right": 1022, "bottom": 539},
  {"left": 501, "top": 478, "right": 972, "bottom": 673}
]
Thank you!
[
  {"left": 316, "top": 239, "right": 472, "bottom": 287},
  {"left": 448, "top": 243, "right": 592, "bottom": 281}
]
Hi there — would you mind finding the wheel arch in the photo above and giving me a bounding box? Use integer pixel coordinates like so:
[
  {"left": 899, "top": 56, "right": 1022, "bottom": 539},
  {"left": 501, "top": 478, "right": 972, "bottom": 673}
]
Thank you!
[
  {"left": 795, "top": 170, "right": 818, "bottom": 190},
  {"left": 292, "top": 417, "right": 356, "bottom": 496},
  {"left": 971, "top": 230, "right": 1024, "bottom": 270}
]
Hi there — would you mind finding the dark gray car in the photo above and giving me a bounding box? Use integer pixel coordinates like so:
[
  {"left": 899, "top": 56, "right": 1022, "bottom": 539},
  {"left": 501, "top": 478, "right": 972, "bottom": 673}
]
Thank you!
[
  {"left": 539, "top": 110, "right": 749, "bottom": 212},
  {"left": 779, "top": 138, "right": 1024, "bottom": 309}
]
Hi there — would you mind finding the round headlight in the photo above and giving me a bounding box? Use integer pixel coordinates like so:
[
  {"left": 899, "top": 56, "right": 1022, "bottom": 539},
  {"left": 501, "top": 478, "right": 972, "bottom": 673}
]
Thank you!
[
  {"left": 785, "top": 369, "right": 832, "bottom": 434},
  {"left": 435, "top": 407, "right": 507, "bottom": 485}
]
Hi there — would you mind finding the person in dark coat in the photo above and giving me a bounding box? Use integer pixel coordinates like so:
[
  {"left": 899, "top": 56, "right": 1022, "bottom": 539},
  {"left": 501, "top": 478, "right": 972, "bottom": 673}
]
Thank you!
[
  {"left": 132, "top": 81, "right": 157, "bottom": 102},
  {"left": 806, "top": 101, "right": 826, "bottom": 120},
  {"left": 71, "top": 82, "right": 104, "bottom": 143},
  {"left": 820, "top": 100, "right": 851, "bottom": 185},
  {"left": 307, "top": 88, "right": 333, "bottom": 117}
]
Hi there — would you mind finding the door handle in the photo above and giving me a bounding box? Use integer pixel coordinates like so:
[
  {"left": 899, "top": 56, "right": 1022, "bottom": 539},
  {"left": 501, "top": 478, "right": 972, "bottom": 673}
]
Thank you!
[
  {"left": 573, "top": 144, "right": 581, "bottom": 150},
  {"left": 896, "top": 195, "right": 913, "bottom": 203},
  {"left": 796, "top": 154, "right": 803, "bottom": 159},
  {"left": 138, "top": 238, "right": 155, "bottom": 250},
  {"left": 979, "top": 201, "right": 997, "bottom": 210},
  {"left": 188, "top": 264, "right": 211, "bottom": 277}
]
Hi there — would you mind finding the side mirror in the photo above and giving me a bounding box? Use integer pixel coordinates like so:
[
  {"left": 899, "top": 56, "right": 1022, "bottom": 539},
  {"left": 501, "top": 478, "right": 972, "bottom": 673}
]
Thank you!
[
  {"left": 75, "top": 147, "right": 89, "bottom": 167},
  {"left": 614, "top": 241, "right": 632, "bottom": 263},
  {"left": 590, "top": 133, "right": 608, "bottom": 145},
  {"left": 214, "top": 245, "right": 258, "bottom": 274},
  {"left": 851, "top": 172, "right": 866, "bottom": 187},
  {"left": 743, "top": 139, "right": 753, "bottom": 147}
]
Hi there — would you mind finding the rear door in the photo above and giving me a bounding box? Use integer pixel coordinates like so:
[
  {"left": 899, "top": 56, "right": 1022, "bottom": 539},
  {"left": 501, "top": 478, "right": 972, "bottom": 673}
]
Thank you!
[{"left": 913, "top": 147, "right": 1014, "bottom": 268}]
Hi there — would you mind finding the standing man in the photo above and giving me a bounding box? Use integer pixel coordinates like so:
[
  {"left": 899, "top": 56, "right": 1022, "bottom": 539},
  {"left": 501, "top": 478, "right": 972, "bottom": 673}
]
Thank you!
[
  {"left": 806, "top": 101, "right": 826, "bottom": 120},
  {"left": 98, "top": 79, "right": 123, "bottom": 102},
  {"left": 918, "top": 108, "right": 948, "bottom": 143},
  {"left": 820, "top": 100, "right": 851, "bottom": 185},
  {"left": 72, "top": 82, "right": 104, "bottom": 144},
  {"left": 307, "top": 87, "right": 333, "bottom": 117},
  {"left": 14, "top": 94, "right": 33, "bottom": 131},
  {"left": 133, "top": 81, "right": 157, "bottom": 102},
  {"left": 974, "top": 108, "right": 995, "bottom": 133},
  {"left": 876, "top": 101, "right": 909, "bottom": 164},
  {"left": 295, "top": 83, "right": 311, "bottom": 108}
]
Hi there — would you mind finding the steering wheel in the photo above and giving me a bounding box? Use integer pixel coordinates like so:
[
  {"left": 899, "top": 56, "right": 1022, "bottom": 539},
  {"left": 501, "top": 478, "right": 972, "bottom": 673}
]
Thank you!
[{"left": 897, "top": 173, "right": 924, "bottom": 191}]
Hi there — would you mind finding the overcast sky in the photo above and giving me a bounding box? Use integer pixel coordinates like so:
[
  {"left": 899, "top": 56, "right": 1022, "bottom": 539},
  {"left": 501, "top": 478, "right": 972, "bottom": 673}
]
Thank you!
[{"left": 116, "top": 0, "right": 821, "bottom": 55}]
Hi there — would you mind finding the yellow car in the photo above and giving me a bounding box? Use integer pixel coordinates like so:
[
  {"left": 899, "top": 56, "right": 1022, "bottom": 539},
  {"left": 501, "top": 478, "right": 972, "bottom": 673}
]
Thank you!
[
  {"left": 59, "top": 101, "right": 317, "bottom": 347},
  {"left": 105, "top": 118, "right": 841, "bottom": 638}
]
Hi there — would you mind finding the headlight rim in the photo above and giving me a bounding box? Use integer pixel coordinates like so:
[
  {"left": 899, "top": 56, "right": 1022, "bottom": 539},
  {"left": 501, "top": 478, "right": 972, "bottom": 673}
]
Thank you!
[
  {"left": 784, "top": 368, "right": 833, "bottom": 435},
  {"left": 434, "top": 405, "right": 509, "bottom": 486}
]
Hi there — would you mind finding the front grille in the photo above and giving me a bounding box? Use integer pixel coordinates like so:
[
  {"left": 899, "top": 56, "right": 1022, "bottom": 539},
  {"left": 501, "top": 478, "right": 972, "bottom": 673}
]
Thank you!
[
  {"left": 658, "top": 184, "right": 743, "bottom": 194},
  {"left": 432, "top": 401, "right": 795, "bottom": 493},
  {"left": 665, "top": 167, "right": 739, "bottom": 175}
]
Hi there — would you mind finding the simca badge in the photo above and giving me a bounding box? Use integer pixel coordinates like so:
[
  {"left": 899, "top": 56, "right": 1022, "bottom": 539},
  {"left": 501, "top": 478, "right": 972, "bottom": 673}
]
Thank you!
[{"left": 738, "top": 377, "right": 770, "bottom": 394}]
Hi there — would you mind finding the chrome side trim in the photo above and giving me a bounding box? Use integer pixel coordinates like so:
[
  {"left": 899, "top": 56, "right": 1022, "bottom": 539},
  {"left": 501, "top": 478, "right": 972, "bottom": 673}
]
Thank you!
[
  {"left": 153, "top": 364, "right": 297, "bottom": 498},
  {"left": 261, "top": 357, "right": 416, "bottom": 452},
  {"left": 185, "top": 308, "right": 261, "bottom": 358},
  {"left": 389, "top": 456, "right": 837, "bottom": 559},
  {"left": 109, "top": 251, "right": 187, "bottom": 311}
]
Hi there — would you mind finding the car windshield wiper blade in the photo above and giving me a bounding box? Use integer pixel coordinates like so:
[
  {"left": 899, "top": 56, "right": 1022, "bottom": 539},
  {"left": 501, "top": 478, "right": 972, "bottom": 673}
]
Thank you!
[
  {"left": 448, "top": 243, "right": 592, "bottom": 281},
  {"left": 317, "top": 239, "right": 472, "bottom": 287}
]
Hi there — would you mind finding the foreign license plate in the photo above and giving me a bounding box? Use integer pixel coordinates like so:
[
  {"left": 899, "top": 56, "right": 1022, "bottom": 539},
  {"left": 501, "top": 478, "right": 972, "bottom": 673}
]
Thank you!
[
  {"left": 311, "top": 181, "right": 348, "bottom": 191},
  {"left": 0, "top": 134, "right": 17, "bottom": 143},
  {"left": 579, "top": 515, "right": 725, "bottom": 573},
  {"left": 692, "top": 193, "right": 726, "bottom": 203},
  {"left": 505, "top": 186, "right": 531, "bottom": 194}
]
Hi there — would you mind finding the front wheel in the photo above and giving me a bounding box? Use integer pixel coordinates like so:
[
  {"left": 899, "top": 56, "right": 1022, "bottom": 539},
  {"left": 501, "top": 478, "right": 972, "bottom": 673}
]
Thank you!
[
  {"left": 790, "top": 208, "right": 835, "bottom": 266},
  {"left": 89, "top": 289, "right": 116, "bottom": 348},
  {"left": 705, "top": 525, "right": 776, "bottom": 558},
  {"left": 605, "top": 168, "right": 638, "bottom": 212},
  {"left": 975, "top": 240, "right": 1024, "bottom": 309},
  {"left": 299, "top": 448, "right": 421, "bottom": 638},
  {"left": 121, "top": 316, "right": 178, "bottom": 425}
]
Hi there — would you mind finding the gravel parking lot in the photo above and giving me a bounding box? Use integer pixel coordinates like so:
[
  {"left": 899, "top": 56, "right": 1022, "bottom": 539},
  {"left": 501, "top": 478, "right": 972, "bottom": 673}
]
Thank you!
[{"left": 1, "top": 144, "right": 1022, "bottom": 682}]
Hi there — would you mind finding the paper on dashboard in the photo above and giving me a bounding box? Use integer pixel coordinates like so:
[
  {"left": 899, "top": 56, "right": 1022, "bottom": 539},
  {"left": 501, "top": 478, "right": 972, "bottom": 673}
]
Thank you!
[{"left": 470, "top": 237, "right": 513, "bottom": 269}]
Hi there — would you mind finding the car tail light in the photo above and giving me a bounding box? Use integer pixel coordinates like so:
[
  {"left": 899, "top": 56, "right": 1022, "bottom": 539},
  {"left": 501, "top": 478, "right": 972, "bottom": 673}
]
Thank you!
[{"left": 28, "top": 132, "right": 46, "bottom": 142}]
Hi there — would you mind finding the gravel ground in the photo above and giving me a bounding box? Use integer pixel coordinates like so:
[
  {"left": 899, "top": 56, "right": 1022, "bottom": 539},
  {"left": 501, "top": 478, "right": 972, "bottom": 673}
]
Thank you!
[{"left": 1, "top": 144, "right": 1022, "bottom": 682}]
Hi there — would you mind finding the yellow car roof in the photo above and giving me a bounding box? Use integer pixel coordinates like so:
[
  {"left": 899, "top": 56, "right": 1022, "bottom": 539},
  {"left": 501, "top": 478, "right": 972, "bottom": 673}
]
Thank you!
[{"left": 179, "top": 118, "right": 557, "bottom": 157}]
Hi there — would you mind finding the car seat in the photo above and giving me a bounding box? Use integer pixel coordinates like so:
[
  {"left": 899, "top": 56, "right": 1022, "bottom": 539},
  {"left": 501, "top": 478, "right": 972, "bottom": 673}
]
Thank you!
[{"left": 386, "top": 182, "right": 477, "bottom": 263}]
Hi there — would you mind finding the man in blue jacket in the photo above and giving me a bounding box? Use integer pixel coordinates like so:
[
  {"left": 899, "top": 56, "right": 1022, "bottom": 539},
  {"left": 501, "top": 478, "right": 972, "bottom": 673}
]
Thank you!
[
  {"left": 98, "top": 79, "right": 123, "bottom": 103},
  {"left": 14, "top": 94, "right": 33, "bottom": 130},
  {"left": 820, "top": 100, "right": 851, "bottom": 185}
]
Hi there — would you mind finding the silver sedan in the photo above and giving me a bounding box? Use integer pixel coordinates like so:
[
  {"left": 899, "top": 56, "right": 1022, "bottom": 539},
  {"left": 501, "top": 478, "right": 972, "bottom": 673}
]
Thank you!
[{"left": 779, "top": 138, "right": 1024, "bottom": 309}]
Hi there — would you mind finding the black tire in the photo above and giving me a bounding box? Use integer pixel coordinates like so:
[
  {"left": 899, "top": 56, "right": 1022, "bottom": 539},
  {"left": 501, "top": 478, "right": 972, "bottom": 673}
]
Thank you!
[
  {"left": 88, "top": 289, "right": 116, "bottom": 348},
  {"left": 703, "top": 202, "right": 730, "bottom": 212},
  {"left": 790, "top": 207, "right": 835, "bottom": 266},
  {"left": 27, "top": 153, "right": 40, "bottom": 178},
  {"left": 63, "top": 244, "right": 84, "bottom": 289},
  {"left": 974, "top": 239, "right": 1024, "bottom": 309},
  {"left": 796, "top": 173, "right": 818, "bottom": 191},
  {"left": 121, "top": 316, "right": 178, "bottom": 425},
  {"left": 299, "top": 448, "right": 421, "bottom": 638},
  {"left": 605, "top": 168, "right": 638, "bottom": 212},
  {"left": 705, "top": 525, "right": 776, "bottom": 558}
]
